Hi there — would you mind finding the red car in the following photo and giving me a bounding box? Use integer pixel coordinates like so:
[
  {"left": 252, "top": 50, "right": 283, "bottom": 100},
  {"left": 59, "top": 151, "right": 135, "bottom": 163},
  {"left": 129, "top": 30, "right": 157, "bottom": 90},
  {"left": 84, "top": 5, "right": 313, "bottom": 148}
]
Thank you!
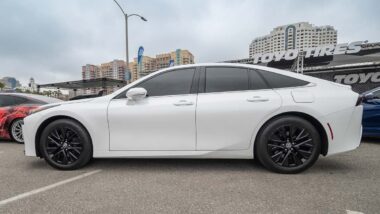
[{"left": 0, "top": 93, "right": 61, "bottom": 143}]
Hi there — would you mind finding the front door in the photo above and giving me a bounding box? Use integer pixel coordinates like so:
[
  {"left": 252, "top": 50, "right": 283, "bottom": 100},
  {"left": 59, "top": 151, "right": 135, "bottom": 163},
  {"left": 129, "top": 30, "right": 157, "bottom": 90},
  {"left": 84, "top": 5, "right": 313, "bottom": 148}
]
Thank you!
[{"left": 108, "top": 68, "right": 197, "bottom": 151}]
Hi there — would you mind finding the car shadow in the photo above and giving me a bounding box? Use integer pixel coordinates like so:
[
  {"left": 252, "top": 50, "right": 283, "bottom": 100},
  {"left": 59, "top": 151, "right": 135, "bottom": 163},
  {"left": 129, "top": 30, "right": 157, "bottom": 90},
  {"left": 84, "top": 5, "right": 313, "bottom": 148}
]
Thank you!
[
  {"left": 362, "top": 137, "right": 380, "bottom": 144},
  {"left": 89, "top": 158, "right": 268, "bottom": 173}
]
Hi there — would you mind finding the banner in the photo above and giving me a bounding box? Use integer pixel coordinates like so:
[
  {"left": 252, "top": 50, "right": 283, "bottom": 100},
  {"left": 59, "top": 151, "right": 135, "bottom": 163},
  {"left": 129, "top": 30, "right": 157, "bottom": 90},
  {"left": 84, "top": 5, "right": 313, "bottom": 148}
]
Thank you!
[
  {"left": 168, "top": 59, "right": 174, "bottom": 67},
  {"left": 137, "top": 46, "right": 144, "bottom": 65}
]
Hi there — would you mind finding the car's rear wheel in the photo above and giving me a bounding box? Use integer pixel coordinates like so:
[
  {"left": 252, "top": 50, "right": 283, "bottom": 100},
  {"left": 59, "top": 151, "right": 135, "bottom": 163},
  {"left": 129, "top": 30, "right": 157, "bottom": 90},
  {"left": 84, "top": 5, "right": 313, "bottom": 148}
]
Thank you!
[
  {"left": 39, "top": 119, "right": 92, "bottom": 170},
  {"left": 10, "top": 119, "right": 24, "bottom": 144},
  {"left": 255, "top": 116, "right": 321, "bottom": 174}
]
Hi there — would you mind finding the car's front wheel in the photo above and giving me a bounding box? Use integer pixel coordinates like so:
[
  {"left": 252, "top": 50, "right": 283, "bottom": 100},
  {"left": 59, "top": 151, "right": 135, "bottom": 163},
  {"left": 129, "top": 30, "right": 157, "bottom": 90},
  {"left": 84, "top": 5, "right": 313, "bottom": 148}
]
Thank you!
[
  {"left": 39, "top": 119, "right": 92, "bottom": 170},
  {"left": 255, "top": 116, "right": 321, "bottom": 174}
]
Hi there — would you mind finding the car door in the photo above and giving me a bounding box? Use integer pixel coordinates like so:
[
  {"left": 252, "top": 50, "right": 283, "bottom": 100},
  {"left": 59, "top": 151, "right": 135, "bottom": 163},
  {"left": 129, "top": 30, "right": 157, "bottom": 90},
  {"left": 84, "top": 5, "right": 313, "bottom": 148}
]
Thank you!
[
  {"left": 108, "top": 68, "right": 198, "bottom": 151},
  {"left": 362, "top": 89, "right": 380, "bottom": 135},
  {"left": 196, "top": 66, "right": 282, "bottom": 151},
  {"left": 0, "top": 95, "right": 14, "bottom": 137}
]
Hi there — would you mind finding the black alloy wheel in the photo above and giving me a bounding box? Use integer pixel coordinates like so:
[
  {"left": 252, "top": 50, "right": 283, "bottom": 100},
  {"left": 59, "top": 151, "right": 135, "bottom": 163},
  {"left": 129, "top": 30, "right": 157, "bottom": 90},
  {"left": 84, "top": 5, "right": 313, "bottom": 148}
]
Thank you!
[
  {"left": 40, "top": 119, "right": 92, "bottom": 170},
  {"left": 268, "top": 125, "right": 314, "bottom": 167},
  {"left": 256, "top": 116, "right": 321, "bottom": 174}
]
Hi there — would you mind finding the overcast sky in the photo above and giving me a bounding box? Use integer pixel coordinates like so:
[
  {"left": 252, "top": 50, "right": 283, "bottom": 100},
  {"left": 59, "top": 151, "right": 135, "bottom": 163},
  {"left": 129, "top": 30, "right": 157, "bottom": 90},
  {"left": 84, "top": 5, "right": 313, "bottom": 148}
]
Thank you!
[{"left": 0, "top": 0, "right": 379, "bottom": 85}]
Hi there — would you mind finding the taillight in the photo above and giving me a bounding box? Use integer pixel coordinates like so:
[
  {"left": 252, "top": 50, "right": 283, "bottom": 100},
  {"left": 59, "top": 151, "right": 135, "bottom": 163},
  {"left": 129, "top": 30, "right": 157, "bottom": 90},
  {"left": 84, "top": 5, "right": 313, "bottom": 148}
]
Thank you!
[{"left": 356, "top": 95, "right": 363, "bottom": 106}]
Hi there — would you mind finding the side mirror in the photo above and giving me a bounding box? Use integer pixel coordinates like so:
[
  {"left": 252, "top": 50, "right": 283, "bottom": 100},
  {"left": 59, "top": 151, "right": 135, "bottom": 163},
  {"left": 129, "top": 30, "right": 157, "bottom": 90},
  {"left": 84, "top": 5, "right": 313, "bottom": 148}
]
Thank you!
[
  {"left": 364, "top": 93, "right": 375, "bottom": 101},
  {"left": 126, "top": 88, "right": 147, "bottom": 101}
]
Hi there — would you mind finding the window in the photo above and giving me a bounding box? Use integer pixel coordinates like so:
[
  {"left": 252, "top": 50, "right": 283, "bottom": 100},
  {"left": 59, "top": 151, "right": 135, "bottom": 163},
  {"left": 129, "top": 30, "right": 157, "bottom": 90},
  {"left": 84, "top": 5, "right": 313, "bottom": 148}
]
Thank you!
[
  {"left": 205, "top": 67, "right": 249, "bottom": 93},
  {"left": 0, "top": 95, "right": 13, "bottom": 107},
  {"left": 126, "top": 68, "right": 195, "bottom": 97},
  {"left": 0, "top": 95, "right": 27, "bottom": 107},
  {"left": 249, "top": 70, "right": 269, "bottom": 90},
  {"left": 11, "top": 96, "right": 28, "bottom": 105},
  {"left": 257, "top": 70, "right": 309, "bottom": 88}
]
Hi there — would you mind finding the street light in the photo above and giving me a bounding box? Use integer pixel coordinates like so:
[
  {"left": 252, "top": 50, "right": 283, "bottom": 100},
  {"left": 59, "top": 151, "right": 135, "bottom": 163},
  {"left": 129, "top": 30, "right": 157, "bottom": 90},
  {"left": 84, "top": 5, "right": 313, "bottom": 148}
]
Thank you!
[{"left": 113, "top": 0, "right": 147, "bottom": 83}]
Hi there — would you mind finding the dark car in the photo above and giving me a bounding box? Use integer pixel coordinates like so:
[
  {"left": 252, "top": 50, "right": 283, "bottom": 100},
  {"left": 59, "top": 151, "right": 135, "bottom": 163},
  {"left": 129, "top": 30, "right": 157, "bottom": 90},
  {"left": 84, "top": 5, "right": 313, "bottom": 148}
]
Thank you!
[
  {"left": 69, "top": 90, "right": 105, "bottom": 100},
  {"left": 0, "top": 93, "right": 61, "bottom": 143},
  {"left": 362, "top": 87, "right": 380, "bottom": 138}
]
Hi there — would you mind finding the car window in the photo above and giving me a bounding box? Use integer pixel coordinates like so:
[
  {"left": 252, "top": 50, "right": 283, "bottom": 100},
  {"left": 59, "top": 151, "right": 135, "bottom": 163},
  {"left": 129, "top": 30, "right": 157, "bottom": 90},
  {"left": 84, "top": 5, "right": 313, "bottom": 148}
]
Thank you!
[
  {"left": 257, "top": 70, "right": 309, "bottom": 88},
  {"left": 249, "top": 70, "right": 270, "bottom": 90},
  {"left": 133, "top": 68, "right": 195, "bottom": 97},
  {"left": 205, "top": 67, "right": 249, "bottom": 93},
  {"left": 0, "top": 95, "right": 13, "bottom": 107},
  {"left": 0, "top": 95, "right": 27, "bottom": 107},
  {"left": 12, "top": 96, "right": 28, "bottom": 105}
]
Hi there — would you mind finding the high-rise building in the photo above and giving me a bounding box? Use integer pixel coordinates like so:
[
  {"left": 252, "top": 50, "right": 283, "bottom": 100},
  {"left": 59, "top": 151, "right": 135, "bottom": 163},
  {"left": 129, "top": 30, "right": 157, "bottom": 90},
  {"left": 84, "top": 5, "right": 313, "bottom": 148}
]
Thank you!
[
  {"left": 81, "top": 49, "right": 195, "bottom": 92},
  {"left": 81, "top": 60, "right": 126, "bottom": 95},
  {"left": 82, "top": 64, "right": 100, "bottom": 80},
  {"left": 129, "top": 49, "right": 195, "bottom": 82},
  {"left": 129, "top": 56, "right": 157, "bottom": 81},
  {"left": 249, "top": 22, "right": 337, "bottom": 57},
  {"left": 100, "top": 60, "right": 126, "bottom": 80}
]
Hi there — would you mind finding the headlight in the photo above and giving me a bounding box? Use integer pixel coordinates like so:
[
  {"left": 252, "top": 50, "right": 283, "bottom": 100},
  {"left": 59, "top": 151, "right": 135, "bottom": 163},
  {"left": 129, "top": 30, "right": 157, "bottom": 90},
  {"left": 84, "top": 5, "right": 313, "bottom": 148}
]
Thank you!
[{"left": 29, "top": 104, "right": 61, "bottom": 115}]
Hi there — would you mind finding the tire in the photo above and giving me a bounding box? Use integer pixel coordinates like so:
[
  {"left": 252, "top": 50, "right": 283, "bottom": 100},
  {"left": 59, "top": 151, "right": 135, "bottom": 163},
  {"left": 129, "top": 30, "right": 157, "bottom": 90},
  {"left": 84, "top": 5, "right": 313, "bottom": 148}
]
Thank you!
[
  {"left": 255, "top": 116, "right": 321, "bottom": 174},
  {"left": 10, "top": 118, "right": 24, "bottom": 144},
  {"left": 39, "top": 119, "right": 92, "bottom": 170}
]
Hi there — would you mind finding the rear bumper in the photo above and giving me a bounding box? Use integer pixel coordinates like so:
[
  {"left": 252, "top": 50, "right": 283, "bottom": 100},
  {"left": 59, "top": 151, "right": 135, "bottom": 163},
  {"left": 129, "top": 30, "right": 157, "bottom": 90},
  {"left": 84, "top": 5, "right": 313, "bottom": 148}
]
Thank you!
[{"left": 325, "top": 105, "right": 363, "bottom": 156}]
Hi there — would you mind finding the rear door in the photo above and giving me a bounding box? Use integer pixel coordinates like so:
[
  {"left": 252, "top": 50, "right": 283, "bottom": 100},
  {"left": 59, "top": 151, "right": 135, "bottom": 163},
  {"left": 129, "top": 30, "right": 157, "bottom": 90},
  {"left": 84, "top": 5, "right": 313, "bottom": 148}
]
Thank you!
[{"left": 196, "top": 66, "right": 282, "bottom": 151}]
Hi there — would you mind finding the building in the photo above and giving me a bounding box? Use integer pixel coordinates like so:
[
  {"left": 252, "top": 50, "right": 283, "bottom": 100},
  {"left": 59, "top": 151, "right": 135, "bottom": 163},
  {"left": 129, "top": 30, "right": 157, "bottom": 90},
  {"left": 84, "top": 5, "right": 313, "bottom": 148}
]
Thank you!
[
  {"left": 129, "top": 56, "right": 157, "bottom": 81},
  {"left": 80, "top": 49, "right": 195, "bottom": 92},
  {"left": 81, "top": 60, "right": 126, "bottom": 94},
  {"left": 28, "top": 77, "right": 37, "bottom": 92},
  {"left": 0, "top": 77, "right": 21, "bottom": 89},
  {"left": 82, "top": 64, "right": 100, "bottom": 80},
  {"left": 226, "top": 41, "right": 380, "bottom": 93},
  {"left": 100, "top": 60, "right": 126, "bottom": 80},
  {"left": 249, "top": 22, "right": 337, "bottom": 57},
  {"left": 82, "top": 64, "right": 102, "bottom": 94},
  {"left": 129, "top": 49, "right": 195, "bottom": 82}
]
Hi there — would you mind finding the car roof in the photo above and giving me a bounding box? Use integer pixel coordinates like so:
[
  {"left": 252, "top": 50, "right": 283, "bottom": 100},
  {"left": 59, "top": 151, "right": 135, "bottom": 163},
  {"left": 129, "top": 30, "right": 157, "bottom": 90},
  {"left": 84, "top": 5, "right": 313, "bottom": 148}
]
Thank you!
[
  {"left": 110, "top": 63, "right": 341, "bottom": 97},
  {"left": 0, "top": 93, "right": 62, "bottom": 104}
]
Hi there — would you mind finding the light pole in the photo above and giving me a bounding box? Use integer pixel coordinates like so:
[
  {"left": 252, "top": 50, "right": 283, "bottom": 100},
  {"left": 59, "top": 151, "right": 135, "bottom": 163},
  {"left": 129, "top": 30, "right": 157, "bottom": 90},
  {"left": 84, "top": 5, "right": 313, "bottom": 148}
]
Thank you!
[{"left": 113, "top": 0, "right": 147, "bottom": 83}]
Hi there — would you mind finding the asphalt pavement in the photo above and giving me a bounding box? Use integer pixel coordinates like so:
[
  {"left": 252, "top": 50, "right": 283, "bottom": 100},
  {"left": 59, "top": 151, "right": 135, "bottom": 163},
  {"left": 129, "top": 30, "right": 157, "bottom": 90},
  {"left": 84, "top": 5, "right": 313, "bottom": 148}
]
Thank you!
[{"left": 0, "top": 139, "right": 379, "bottom": 214}]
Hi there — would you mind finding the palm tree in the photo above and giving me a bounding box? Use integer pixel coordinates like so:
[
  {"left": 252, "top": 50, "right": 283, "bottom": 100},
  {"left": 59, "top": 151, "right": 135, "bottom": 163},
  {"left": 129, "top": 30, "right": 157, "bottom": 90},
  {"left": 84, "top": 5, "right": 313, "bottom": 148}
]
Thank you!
[{"left": 0, "top": 82, "right": 5, "bottom": 91}]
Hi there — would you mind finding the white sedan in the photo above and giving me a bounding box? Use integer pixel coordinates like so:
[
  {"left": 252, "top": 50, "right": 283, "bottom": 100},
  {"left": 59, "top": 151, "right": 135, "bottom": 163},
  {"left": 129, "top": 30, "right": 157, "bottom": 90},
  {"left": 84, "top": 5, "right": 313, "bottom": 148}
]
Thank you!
[{"left": 23, "top": 63, "right": 363, "bottom": 173}]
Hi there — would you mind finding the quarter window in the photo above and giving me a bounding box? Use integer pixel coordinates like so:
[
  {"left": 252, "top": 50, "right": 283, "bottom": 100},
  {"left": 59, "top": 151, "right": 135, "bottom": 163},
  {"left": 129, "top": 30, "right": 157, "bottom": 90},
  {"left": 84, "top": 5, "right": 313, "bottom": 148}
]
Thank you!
[
  {"left": 205, "top": 67, "right": 249, "bottom": 93},
  {"left": 249, "top": 70, "right": 269, "bottom": 90},
  {"left": 135, "top": 68, "right": 195, "bottom": 97},
  {"left": 257, "top": 70, "right": 309, "bottom": 88}
]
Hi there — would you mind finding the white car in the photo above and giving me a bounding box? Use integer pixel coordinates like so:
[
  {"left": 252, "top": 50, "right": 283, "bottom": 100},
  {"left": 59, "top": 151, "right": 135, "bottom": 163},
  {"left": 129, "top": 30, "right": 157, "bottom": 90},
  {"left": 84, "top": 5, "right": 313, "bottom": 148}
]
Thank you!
[{"left": 23, "top": 63, "right": 363, "bottom": 173}]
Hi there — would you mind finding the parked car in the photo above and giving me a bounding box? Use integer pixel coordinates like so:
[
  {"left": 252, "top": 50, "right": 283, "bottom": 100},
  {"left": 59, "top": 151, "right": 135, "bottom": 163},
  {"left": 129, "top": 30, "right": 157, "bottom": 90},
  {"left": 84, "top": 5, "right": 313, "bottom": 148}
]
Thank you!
[
  {"left": 361, "top": 87, "right": 380, "bottom": 137},
  {"left": 0, "top": 93, "right": 61, "bottom": 143},
  {"left": 69, "top": 90, "right": 105, "bottom": 101},
  {"left": 23, "top": 63, "right": 363, "bottom": 173}
]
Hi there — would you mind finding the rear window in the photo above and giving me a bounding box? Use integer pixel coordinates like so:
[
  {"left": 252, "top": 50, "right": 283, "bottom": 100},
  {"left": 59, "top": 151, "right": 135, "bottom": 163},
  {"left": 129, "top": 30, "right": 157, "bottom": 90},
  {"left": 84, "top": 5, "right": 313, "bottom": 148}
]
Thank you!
[{"left": 257, "top": 70, "right": 309, "bottom": 88}]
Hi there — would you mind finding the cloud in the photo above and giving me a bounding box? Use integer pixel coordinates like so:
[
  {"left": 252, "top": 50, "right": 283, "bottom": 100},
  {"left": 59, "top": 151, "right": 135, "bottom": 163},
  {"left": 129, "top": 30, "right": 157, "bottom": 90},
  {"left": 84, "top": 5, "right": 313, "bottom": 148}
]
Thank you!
[{"left": 0, "top": 0, "right": 379, "bottom": 85}]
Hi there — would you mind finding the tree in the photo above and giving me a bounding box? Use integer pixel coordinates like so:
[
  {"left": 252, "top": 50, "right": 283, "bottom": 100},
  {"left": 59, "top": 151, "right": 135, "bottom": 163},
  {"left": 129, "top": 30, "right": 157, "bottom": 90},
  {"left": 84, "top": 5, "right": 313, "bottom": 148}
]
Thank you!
[{"left": 0, "top": 82, "right": 4, "bottom": 91}]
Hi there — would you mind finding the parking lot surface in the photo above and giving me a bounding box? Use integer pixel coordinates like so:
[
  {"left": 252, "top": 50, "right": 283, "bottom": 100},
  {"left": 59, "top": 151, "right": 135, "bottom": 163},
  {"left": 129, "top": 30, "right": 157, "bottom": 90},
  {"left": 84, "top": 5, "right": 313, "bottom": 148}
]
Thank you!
[{"left": 0, "top": 140, "right": 379, "bottom": 214}]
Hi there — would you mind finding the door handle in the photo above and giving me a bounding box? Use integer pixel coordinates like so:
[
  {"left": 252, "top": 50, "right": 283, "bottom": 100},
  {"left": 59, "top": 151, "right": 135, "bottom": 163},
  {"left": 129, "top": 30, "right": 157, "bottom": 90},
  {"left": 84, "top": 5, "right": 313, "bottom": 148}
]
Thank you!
[
  {"left": 247, "top": 96, "right": 269, "bottom": 102},
  {"left": 173, "top": 100, "right": 194, "bottom": 106}
]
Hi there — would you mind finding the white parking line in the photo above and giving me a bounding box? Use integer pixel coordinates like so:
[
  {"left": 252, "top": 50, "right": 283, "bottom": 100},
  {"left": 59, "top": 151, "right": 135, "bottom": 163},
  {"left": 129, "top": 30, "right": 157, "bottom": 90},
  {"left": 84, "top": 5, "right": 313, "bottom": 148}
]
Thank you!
[
  {"left": 0, "top": 169, "right": 101, "bottom": 207},
  {"left": 346, "top": 210, "right": 364, "bottom": 214}
]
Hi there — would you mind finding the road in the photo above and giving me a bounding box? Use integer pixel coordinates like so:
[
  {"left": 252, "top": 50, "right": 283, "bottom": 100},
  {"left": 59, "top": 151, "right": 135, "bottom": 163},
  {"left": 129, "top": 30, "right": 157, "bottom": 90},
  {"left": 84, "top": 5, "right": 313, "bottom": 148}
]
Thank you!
[{"left": 0, "top": 139, "right": 379, "bottom": 214}]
